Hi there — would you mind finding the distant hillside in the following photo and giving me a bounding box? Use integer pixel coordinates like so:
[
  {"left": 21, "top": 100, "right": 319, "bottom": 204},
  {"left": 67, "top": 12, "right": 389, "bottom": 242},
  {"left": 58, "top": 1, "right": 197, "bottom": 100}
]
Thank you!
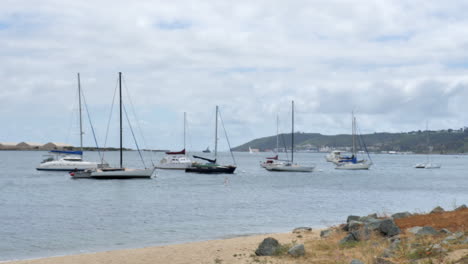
[{"left": 233, "top": 128, "right": 468, "bottom": 154}]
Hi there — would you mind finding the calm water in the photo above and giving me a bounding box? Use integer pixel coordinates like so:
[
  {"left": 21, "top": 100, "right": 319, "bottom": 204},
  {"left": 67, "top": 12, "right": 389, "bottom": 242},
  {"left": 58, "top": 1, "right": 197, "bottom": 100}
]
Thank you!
[{"left": 0, "top": 150, "right": 467, "bottom": 261}]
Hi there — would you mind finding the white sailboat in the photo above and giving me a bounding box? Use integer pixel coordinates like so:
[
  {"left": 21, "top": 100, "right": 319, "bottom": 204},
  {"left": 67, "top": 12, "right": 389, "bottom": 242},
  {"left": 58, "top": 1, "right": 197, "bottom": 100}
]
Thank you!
[
  {"left": 71, "top": 72, "right": 154, "bottom": 179},
  {"left": 414, "top": 122, "right": 441, "bottom": 169},
  {"left": 261, "top": 115, "right": 285, "bottom": 168},
  {"left": 325, "top": 150, "right": 344, "bottom": 163},
  {"left": 156, "top": 112, "right": 193, "bottom": 169},
  {"left": 37, "top": 73, "right": 104, "bottom": 171},
  {"left": 265, "top": 101, "right": 314, "bottom": 172},
  {"left": 335, "top": 112, "right": 372, "bottom": 170}
]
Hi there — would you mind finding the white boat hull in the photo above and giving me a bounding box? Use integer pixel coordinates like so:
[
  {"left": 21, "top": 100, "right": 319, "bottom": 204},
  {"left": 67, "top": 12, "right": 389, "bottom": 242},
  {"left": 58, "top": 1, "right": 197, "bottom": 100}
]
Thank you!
[
  {"left": 265, "top": 164, "right": 314, "bottom": 172},
  {"left": 335, "top": 162, "right": 371, "bottom": 170},
  {"left": 89, "top": 168, "right": 155, "bottom": 179},
  {"left": 156, "top": 156, "right": 192, "bottom": 170},
  {"left": 37, "top": 160, "right": 99, "bottom": 171},
  {"left": 415, "top": 163, "right": 441, "bottom": 169}
]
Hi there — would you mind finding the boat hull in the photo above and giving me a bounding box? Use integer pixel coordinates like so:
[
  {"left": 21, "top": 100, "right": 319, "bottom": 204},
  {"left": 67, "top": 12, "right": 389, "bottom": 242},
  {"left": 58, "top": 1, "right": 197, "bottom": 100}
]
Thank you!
[
  {"left": 265, "top": 164, "right": 314, "bottom": 172},
  {"left": 414, "top": 163, "right": 441, "bottom": 169},
  {"left": 185, "top": 165, "right": 236, "bottom": 174},
  {"left": 81, "top": 168, "right": 155, "bottom": 179},
  {"left": 36, "top": 160, "right": 99, "bottom": 171},
  {"left": 335, "top": 162, "right": 371, "bottom": 170}
]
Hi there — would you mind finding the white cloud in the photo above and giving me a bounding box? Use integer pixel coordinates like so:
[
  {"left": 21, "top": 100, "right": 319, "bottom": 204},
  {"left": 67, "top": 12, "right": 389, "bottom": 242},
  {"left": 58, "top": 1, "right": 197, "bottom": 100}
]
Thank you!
[{"left": 1, "top": 0, "right": 468, "bottom": 150}]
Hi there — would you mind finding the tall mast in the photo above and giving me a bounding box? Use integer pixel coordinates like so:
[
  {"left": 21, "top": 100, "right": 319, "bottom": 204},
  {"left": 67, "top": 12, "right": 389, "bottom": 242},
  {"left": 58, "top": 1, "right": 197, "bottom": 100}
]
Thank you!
[
  {"left": 214, "top": 106, "right": 218, "bottom": 161},
  {"left": 352, "top": 112, "right": 356, "bottom": 156},
  {"left": 119, "top": 72, "right": 123, "bottom": 168},
  {"left": 276, "top": 115, "right": 279, "bottom": 154},
  {"left": 77, "top": 73, "right": 83, "bottom": 153},
  {"left": 183, "top": 112, "right": 186, "bottom": 151},
  {"left": 291, "top": 100, "right": 294, "bottom": 163}
]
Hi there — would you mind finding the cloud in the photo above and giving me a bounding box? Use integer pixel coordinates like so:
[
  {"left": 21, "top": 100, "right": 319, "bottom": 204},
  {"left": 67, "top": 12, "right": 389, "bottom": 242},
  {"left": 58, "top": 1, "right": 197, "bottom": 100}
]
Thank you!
[{"left": 1, "top": 0, "right": 468, "bottom": 150}]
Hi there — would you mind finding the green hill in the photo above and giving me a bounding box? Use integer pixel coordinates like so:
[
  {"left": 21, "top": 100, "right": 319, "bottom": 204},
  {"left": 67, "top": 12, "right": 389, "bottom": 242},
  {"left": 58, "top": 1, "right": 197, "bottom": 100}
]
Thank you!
[{"left": 233, "top": 128, "right": 468, "bottom": 154}]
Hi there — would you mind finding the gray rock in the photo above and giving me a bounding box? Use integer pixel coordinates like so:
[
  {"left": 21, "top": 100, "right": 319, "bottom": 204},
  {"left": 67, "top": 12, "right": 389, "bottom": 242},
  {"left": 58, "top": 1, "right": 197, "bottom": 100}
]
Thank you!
[
  {"left": 320, "top": 229, "right": 333, "bottom": 238},
  {"left": 351, "top": 227, "right": 371, "bottom": 241},
  {"left": 287, "top": 244, "right": 305, "bottom": 257},
  {"left": 378, "top": 219, "right": 401, "bottom": 237},
  {"left": 292, "top": 227, "right": 312, "bottom": 233},
  {"left": 391, "top": 211, "right": 411, "bottom": 219},
  {"left": 365, "top": 219, "right": 384, "bottom": 231},
  {"left": 255, "top": 237, "right": 280, "bottom": 256},
  {"left": 359, "top": 216, "right": 378, "bottom": 223},
  {"left": 408, "top": 226, "right": 438, "bottom": 236},
  {"left": 374, "top": 257, "right": 395, "bottom": 264},
  {"left": 454, "top": 231, "right": 465, "bottom": 238},
  {"left": 455, "top": 204, "right": 467, "bottom": 211},
  {"left": 430, "top": 243, "right": 447, "bottom": 254},
  {"left": 439, "top": 228, "right": 451, "bottom": 234},
  {"left": 430, "top": 206, "right": 445, "bottom": 214},
  {"left": 367, "top": 213, "right": 378, "bottom": 218},
  {"left": 347, "top": 215, "right": 360, "bottom": 223},
  {"left": 461, "top": 237, "right": 468, "bottom": 244},
  {"left": 339, "top": 233, "right": 357, "bottom": 244},
  {"left": 348, "top": 220, "right": 364, "bottom": 232},
  {"left": 380, "top": 239, "right": 400, "bottom": 258},
  {"left": 350, "top": 260, "right": 365, "bottom": 264}
]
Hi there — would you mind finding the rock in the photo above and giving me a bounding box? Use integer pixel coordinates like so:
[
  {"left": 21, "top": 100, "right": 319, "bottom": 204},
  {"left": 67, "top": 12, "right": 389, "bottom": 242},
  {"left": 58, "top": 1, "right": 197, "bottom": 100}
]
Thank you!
[
  {"left": 351, "top": 227, "right": 371, "bottom": 241},
  {"left": 350, "top": 260, "right": 365, "bottom": 264},
  {"left": 380, "top": 239, "right": 400, "bottom": 258},
  {"left": 455, "top": 204, "right": 467, "bottom": 211},
  {"left": 374, "top": 257, "right": 395, "bottom": 264},
  {"left": 461, "top": 237, "right": 468, "bottom": 244},
  {"left": 339, "top": 233, "right": 357, "bottom": 244},
  {"left": 287, "top": 244, "right": 305, "bottom": 257},
  {"left": 430, "top": 243, "right": 447, "bottom": 254},
  {"left": 359, "top": 216, "right": 378, "bottom": 223},
  {"left": 255, "top": 237, "right": 280, "bottom": 256},
  {"left": 367, "top": 213, "right": 378, "bottom": 218},
  {"left": 378, "top": 219, "right": 400, "bottom": 237},
  {"left": 348, "top": 220, "right": 364, "bottom": 232},
  {"left": 430, "top": 206, "right": 445, "bottom": 214},
  {"left": 347, "top": 215, "right": 360, "bottom": 223},
  {"left": 365, "top": 219, "right": 384, "bottom": 231},
  {"left": 391, "top": 211, "right": 411, "bottom": 219},
  {"left": 454, "top": 231, "right": 465, "bottom": 239},
  {"left": 320, "top": 229, "right": 333, "bottom": 238},
  {"left": 439, "top": 228, "right": 451, "bottom": 234},
  {"left": 292, "top": 227, "right": 312, "bottom": 233},
  {"left": 408, "top": 226, "right": 438, "bottom": 236}
]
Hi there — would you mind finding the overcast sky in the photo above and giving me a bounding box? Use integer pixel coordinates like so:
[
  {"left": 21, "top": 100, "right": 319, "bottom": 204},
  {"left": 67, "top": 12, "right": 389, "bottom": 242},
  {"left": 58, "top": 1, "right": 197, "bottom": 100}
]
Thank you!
[{"left": 1, "top": 0, "right": 468, "bottom": 150}]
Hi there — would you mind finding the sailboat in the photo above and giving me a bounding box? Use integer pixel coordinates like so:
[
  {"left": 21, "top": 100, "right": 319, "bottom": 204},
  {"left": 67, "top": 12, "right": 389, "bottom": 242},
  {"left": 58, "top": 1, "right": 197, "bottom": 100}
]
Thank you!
[
  {"left": 265, "top": 101, "right": 314, "bottom": 172},
  {"left": 70, "top": 72, "right": 155, "bottom": 179},
  {"left": 185, "top": 106, "right": 236, "bottom": 174},
  {"left": 37, "top": 73, "right": 105, "bottom": 171},
  {"left": 249, "top": 146, "right": 253, "bottom": 154},
  {"left": 261, "top": 115, "right": 285, "bottom": 168},
  {"left": 202, "top": 146, "right": 211, "bottom": 153},
  {"left": 335, "top": 112, "right": 372, "bottom": 170},
  {"left": 156, "top": 112, "right": 193, "bottom": 169},
  {"left": 414, "top": 122, "right": 441, "bottom": 169}
]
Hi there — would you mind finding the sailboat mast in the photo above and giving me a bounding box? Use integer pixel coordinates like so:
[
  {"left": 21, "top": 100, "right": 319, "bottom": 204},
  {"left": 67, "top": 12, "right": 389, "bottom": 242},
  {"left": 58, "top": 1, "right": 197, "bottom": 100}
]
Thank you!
[
  {"left": 119, "top": 72, "right": 123, "bottom": 169},
  {"left": 291, "top": 100, "right": 294, "bottom": 163},
  {"left": 276, "top": 115, "right": 279, "bottom": 153},
  {"left": 184, "top": 112, "right": 186, "bottom": 151},
  {"left": 77, "top": 73, "right": 83, "bottom": 153},
  {"left": 214, "top": 106, "right": 218, "bottom": 161}
]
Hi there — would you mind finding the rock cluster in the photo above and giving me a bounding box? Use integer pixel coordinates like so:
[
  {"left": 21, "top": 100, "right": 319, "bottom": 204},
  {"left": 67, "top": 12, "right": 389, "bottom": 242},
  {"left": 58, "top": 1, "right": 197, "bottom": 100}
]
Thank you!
[{"left": 339, "top": 214, "right": 400, "bottom": 245}]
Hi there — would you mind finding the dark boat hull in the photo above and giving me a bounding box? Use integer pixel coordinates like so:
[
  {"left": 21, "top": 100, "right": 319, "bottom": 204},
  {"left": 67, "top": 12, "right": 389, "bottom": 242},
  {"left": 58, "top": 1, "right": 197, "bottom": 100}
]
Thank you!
[{"left": 185, "top": 165, "right": 236, "bottom": 174}]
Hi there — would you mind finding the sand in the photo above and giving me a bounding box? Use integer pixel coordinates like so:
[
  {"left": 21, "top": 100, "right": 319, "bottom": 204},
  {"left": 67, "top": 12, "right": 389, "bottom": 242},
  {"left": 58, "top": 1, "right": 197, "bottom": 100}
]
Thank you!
[{"left": 4, "top": 230, "right": 320, "bottom": 264}]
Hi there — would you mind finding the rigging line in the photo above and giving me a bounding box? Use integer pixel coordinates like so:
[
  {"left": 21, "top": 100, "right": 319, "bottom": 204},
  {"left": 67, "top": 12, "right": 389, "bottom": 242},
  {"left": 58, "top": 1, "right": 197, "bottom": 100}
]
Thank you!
[
  {"left": 357, "top": 124, "right": 373, "bottom": 164},
  {"left": 280, "top": 132, "right": 290, "bottom": 162},
  {"left": 65, "top": 88, "right": 78, "bottom": 145},
  {"left": 218, "top": 109, "right": 236, "bottom": 165},
  {"left": 122, "top": 78, "right": 154, "bottom": 166},
  {"left": 102, "top": 77, "right": 119, "bottom": 163},
  {"left": 123, "top": 104, "right": 147, "bottom": 168},
  {"left": 80, "top": 87, "right": 103, "bottom": 161}
]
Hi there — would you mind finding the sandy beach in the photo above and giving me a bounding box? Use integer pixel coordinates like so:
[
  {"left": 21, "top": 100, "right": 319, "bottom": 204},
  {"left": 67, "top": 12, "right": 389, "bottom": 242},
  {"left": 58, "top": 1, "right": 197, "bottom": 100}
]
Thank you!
[{"left": 3, "top": 230, "right": 320, "bottom": 264}]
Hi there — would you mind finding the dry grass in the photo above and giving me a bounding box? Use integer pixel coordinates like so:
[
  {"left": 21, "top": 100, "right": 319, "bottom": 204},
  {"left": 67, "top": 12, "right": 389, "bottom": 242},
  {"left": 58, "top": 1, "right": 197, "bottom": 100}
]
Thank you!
[{"left": 395, "top": 208, "right": 468, "bottom": 232}]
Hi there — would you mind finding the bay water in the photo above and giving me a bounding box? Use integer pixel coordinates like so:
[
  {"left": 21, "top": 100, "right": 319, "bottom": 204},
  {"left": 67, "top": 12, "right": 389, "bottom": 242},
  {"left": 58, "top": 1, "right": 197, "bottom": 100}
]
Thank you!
[{"left": 0, "top": 150, "right": 467, "bottom": 261}]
